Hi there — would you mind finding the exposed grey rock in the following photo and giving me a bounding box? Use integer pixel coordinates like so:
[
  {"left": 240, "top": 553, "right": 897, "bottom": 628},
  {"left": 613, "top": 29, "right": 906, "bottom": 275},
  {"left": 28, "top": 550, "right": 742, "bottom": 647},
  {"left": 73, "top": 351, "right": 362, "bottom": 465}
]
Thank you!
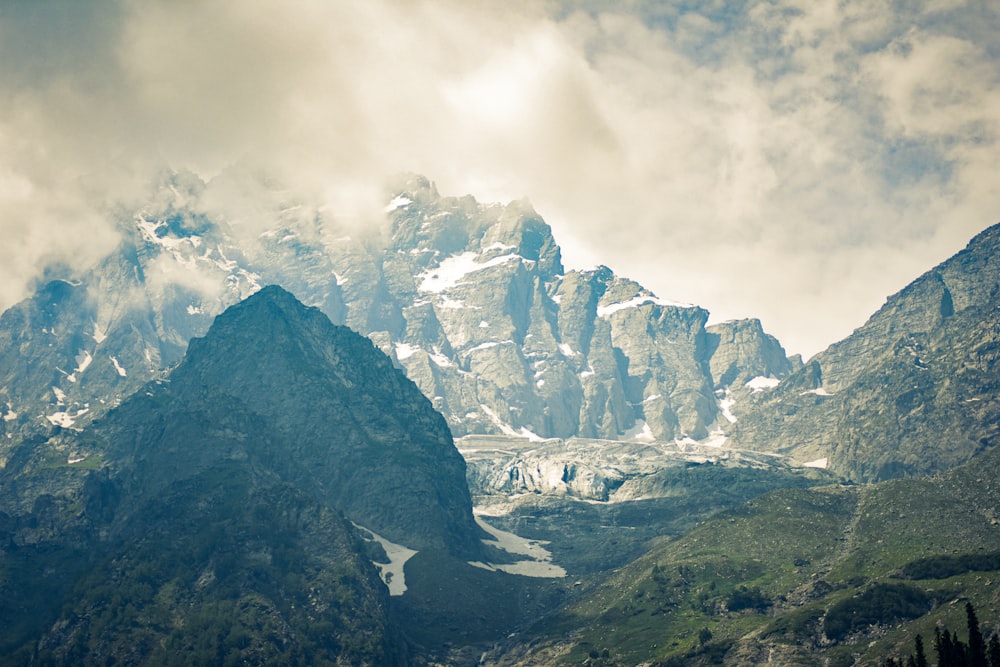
[
  {"left": 730, "top": 222, "right": 1000, "bottom": 481},
  {"left": 705, "top": 318, "right": 796, "bottom": 389},
  {"left": 0, "top": 170, "right": 795, "bottom": 464}
]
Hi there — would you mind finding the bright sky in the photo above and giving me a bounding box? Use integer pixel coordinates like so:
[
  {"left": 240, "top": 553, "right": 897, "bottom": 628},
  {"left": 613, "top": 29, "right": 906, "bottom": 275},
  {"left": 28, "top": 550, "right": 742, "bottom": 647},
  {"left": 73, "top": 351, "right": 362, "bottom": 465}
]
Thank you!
[{"left": 0, "top": 0, "right": 997, "bottom": 358}]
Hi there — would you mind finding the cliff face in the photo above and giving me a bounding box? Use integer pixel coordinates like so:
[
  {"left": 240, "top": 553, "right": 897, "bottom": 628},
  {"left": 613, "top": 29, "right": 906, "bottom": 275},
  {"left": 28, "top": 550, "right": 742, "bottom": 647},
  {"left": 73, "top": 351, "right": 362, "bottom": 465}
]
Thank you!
[
  {"left": 705, "top": 318, "right": 799, "bottom": 390},
  {"left": 0, "top": 173, "right": 797, "bottom": 464},
  {"left": 729, "top": 223, "right": 1000, "bottom": 481}
]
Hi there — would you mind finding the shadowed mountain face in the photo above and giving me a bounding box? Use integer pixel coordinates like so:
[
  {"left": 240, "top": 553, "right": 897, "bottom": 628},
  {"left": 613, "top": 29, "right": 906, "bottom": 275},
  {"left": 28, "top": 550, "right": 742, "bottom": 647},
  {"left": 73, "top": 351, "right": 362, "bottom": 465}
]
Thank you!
[
  {"left": 111, "top": 284, "right": 484, "bottom": 556},
  {"left": 729, "top": 223, "right": 1000, "bottom": 482},
  {"left": 0, "top": 286, "right": 487, "bottom": 664}
]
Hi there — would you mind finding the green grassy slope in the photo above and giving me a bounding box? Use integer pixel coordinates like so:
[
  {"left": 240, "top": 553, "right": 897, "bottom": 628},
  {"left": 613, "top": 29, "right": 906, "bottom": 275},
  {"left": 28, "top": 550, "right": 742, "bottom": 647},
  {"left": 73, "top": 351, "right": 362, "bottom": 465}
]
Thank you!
[{"left": 491, "top": 446, "right": 1000, "bottom": 666}]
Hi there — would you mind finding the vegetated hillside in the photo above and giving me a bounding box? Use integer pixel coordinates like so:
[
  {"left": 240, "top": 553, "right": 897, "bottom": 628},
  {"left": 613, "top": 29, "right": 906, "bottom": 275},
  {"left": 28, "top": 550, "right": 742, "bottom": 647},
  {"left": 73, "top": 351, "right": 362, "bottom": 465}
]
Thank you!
[
  {"left": 0, "top": 286, "right": 492, "bottom": 665},
  {"left": 729, "top": 222, "right": 1000, "bottom": 482},
  {"left": 486, "top": 444, "right": 1000, "bottom": 667}
]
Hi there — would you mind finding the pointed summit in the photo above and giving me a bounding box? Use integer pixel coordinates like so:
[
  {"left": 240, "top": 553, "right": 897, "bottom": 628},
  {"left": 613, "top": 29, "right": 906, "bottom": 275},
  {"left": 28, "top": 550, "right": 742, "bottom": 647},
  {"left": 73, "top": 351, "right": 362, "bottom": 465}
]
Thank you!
[{"left": 108, "top": 285, "right": 483, "bottom": 556}]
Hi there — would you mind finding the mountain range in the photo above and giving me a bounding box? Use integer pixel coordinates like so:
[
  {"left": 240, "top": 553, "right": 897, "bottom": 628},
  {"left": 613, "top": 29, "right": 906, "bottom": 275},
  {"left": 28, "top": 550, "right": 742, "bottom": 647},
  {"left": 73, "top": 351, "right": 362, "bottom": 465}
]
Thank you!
[{"left": 1, "top": 171, "right": 999, "bottom": 665}]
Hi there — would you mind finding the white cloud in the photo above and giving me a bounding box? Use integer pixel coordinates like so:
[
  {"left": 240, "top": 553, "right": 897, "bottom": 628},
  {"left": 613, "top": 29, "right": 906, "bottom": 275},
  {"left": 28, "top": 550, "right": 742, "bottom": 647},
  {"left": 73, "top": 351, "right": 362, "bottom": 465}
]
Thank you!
[{"left": 0, "top": 0, "right": 996, "bottom": 358}]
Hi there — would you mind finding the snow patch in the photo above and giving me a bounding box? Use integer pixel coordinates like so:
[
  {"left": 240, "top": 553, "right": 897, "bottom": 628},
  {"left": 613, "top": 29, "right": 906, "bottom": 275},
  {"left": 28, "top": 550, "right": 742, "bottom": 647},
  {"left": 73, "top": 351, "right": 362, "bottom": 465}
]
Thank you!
[
  {"left": 558, "top": 343, "right": 577, "bottom": 357},
  {"left": 519, "top": 427, "right": 544, "bottom": 442},
  {"left": 186, "top": 304, "right": 202, "bottom": 315},
  {"left": 52, "top": 387, "right": 66, "bottom": 404},
  {"left": 597, "top": 294, "right": 693, "bottom": 317},
  {"left": 804, "top": 457, "right": 828, "bottom": 469},
  {"left": 110, "top": 356, "right": 127, "bottom": 377},
  {"left": 352, "top": 523, "right": 418, "bottom": 596},
  {"left": 468, "top": 515, "right": 565, "bottom": 578},
  {"left": 3, "top": 404, "right": 17, "bottom": 422},
  {"left": 384, "top": 195, "right": 412, "bottom": 212},
  {"left": 719, "top": 391, "right": 737, "bottom": 424},
  {"left": 429, "top": 350, "right": 453, "bottom": 367},
  {"left": 47, "top": 407, "right": 88, "bottom": 428},
  {"left": 480, "top": 404, "right": 523, "bottom": 439},
  {"left": 92, "top": 323, "right": 107, "bottom": 344},
  {"left": 479, "top": 320, "right": 490, "bottom": 328},
  {"left": 468, "top": 340, "right": 511, "bottom": 354},
  {"left": 135, "top": 217, "right": 201, "bottom": 253},
  {"left": 333, "top": 271, "right": 348, "bottom": 286},
  {"left": 622, "top": 420, "right": 655, "bottom": 442},
  {"left": 745, "top": 376, "right": 780, "bottom": 392},
  {"left": 701, "top": 429, "right": 728, "bottom": 448},
  {"left": 74, "top": 350, "right": 93, "bottom": 375},
  {"left": 418, "top": 251, "right": 521, "bottom": 293},
  {"left": 481, "top": 242, "right": 516, "bottom": 254},
  {"left": 802, "top": 387, "right": 834, "bottom": 397},
  {"left": 394, "top": 342, "right": 419, "bottom": 361},
  {"left": 437, "top": 295, "right": 466, "bottom": 309}
]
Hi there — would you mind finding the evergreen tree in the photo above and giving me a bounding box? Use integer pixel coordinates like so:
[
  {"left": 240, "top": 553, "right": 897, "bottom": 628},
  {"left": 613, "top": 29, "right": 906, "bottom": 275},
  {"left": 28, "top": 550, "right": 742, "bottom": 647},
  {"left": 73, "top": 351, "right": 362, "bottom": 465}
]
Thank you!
[
  {"left": 988, "top": 633, "right": 1000, "bottom": 667},
  {"left": 913, "top": 633, "right": 927, "bottom": 667},
  {"left": 968, "top": 603, "right": 988, "bottom": 667},
  {"left": 936, "top": 628, "right": 967, "bottom": 667}
]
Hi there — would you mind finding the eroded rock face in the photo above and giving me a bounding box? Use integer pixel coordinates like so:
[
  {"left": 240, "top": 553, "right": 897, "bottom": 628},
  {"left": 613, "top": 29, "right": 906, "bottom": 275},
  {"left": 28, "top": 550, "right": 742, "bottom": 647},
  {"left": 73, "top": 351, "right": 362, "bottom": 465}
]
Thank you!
[
  {"left": 705, "top": 318, "right": 798, "bottom": 390},
  {"left": 2, "top": 172, "right": 794, "bottom": 456},
  {"left": 0, "top": 287, "right": 497, "bottom": 664},
  {"left": 730, "top": 223, "right": 1000, "bottom": 482}
]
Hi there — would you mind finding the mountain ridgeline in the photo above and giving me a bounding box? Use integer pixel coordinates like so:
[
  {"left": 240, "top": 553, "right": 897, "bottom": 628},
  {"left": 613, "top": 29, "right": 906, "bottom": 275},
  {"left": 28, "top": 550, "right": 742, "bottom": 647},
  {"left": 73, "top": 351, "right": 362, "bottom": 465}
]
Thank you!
[
  {"left": 1, "top": 172, "right": 999, "bottom": 487},
  {"left": 1, "top": 171, "right": 1000, "bottom": 665},
  {"left": 0, "top": 285, "right": 486, "bottom": 664},
  {"left": 729, "top": 223, "right": 1000, "bottom": 481},
  {"left": 0, "top": 173, "right": 800, "bottom": 469}
]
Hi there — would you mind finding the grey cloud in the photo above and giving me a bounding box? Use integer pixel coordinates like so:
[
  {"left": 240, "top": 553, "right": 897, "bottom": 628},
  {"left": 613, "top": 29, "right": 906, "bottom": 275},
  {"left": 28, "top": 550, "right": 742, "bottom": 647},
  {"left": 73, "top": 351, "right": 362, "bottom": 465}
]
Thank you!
[{"left": 0, "top": 0, "right": 997, "bottom": 358}]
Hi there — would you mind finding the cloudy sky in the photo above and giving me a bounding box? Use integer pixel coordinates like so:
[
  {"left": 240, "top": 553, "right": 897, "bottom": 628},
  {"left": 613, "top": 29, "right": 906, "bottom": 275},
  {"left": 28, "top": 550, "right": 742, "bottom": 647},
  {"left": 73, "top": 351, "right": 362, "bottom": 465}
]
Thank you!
[{"left": 1, "top": 0, "right": 998, "bottom": 357}]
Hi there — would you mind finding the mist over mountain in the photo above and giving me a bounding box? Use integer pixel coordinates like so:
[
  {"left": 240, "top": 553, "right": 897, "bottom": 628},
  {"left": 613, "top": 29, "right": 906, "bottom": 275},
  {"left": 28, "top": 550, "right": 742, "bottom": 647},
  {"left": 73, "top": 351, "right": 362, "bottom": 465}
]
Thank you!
[
  {"left": 3, "top": 2, "right": 1000, "bottom": 663},
  {"left": 0, "top": 172, "right": 798, "bottom": 460}
]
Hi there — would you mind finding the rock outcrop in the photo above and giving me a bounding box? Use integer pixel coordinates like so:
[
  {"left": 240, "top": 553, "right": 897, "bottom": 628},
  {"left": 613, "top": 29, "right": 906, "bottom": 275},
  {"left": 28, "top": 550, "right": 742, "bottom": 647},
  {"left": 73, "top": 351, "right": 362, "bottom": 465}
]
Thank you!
[
  {"left": 0, "top": 172, "right": 798, "bottom": 463},
  {"left": 730, "top": 223, "right": 1000, "bottom": 481}
]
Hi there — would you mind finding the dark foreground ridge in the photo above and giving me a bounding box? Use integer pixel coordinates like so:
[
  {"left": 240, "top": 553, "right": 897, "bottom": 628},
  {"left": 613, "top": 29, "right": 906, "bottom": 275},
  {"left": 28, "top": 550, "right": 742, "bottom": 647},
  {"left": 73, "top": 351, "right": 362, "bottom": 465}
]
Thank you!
[{"left": 0, "top": 285, "right": 488, "bottom": 664}]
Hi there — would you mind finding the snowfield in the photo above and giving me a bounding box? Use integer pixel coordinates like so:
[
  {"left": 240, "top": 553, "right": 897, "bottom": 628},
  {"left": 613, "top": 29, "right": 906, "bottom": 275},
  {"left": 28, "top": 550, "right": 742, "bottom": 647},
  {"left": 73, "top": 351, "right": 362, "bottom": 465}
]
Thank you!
[
  {"left": 352, "top": 523, "right": 418, "bottom": 596},
  {"left": 468, "top": 515, "right": 566, "bottom": 578}
]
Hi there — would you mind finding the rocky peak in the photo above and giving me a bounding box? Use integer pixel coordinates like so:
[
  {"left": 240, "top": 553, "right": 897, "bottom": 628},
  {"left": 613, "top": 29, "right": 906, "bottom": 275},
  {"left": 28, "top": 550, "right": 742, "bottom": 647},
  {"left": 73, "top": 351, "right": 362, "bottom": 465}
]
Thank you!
[
  {"left": 729, "top": 222, "right": 1000, "bottom": 481},
  {"left": 812, "top": 221, "right": 1000, "bottom": 394},
  {"left": 144, "top": 285, "right": 484, "bottom": 556},
  {"left": 488, "top": 199, "right": 564, "bottom": 279},
  {"left": 705, "top": 318, "right": 797, "bottom": 390},
  {"left": 1, "top": 171, "right": 803, "bottom": 457}
]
